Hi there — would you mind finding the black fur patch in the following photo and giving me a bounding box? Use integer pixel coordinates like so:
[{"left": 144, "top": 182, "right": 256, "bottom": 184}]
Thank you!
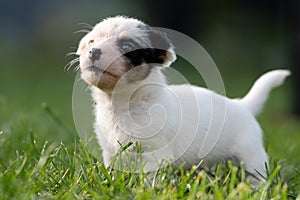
[
  {"left": 117, "top": 28, "right": 172, "bottom": 68},
  {"left": 148, "top": 30, "right": 172, "bottom": 51},
  {"left": 116, "top": 29, "right": 172, "bottom": 82},
  {"left": 123, "top": 48, "right": 166, "bottom": 67}
]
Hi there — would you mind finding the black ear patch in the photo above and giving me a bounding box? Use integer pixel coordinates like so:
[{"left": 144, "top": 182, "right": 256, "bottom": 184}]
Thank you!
[
  {"left": 123, "top": 48, "right": 166, "bottom": 67},
  {"left": 121, "top": 30, "right": 173, "bottom": 68},
  {"left": 148, "top": 30, "right": 173, "bottom": 65},
  {"left": 119, "top": 28, "right": 174, "bottom": 82},
  {"left": 148, "top": 30, "right": 172, "bottom": 51}
]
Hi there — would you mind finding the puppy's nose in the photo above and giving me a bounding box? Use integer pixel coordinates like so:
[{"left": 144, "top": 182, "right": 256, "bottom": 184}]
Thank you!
[{"left": 89, "top": 48, "right": 102, "bottom": 61}]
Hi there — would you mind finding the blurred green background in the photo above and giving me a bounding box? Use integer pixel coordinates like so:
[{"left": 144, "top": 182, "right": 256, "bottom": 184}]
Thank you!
[{"left": 0, "top": 0, "right": 299, "bottom": 173}]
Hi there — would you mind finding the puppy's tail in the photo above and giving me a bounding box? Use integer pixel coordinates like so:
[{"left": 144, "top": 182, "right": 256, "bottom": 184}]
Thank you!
[{"left": 239, "top": 69, "right": 290, "bottom": 116}]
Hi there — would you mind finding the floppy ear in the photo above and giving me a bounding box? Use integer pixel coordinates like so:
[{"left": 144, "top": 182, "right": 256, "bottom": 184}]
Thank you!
[{"left": 148, "top": 30, "right": 176, "bottom": 66}]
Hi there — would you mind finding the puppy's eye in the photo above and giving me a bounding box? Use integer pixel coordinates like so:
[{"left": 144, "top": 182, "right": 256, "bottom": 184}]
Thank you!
[
  {"left": 88, "top": 39, "right": 94, "bottom": 45},
  {"left": 120, "top": 42, "right": 135, "bottom": 51}
]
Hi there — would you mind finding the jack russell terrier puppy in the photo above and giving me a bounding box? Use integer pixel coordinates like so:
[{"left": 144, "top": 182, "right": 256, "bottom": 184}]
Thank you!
[{"left": 74, "top": 16, "right": 290, "bottom": 186}]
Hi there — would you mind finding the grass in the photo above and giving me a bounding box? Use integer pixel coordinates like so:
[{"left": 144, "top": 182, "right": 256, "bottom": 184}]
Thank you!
[
  {"left": 1, "top": 89, "right": 300, "bottom": 199},
  {"left": 0, "top": 48, "right": 299, "bottom": 199}
]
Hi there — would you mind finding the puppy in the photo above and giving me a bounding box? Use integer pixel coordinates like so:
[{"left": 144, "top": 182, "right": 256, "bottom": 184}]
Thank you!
[{"left": 75, "top": 16, "right": 290, "bottom": 186}]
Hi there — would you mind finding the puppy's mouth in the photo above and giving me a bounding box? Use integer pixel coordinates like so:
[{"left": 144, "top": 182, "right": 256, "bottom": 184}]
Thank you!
[{"left": 84, "top": 65, "right": 119, "bottom": 79}]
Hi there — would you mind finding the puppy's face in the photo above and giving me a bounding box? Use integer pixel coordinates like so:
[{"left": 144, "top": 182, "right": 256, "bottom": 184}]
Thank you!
[{"left": 76, "top": 16, "right": 176, "bottom": 91}]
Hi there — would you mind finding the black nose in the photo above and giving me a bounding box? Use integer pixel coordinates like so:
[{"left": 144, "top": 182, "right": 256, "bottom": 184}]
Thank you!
[{"left": 89, "top": 48, "right": 102, "bottom": 61}]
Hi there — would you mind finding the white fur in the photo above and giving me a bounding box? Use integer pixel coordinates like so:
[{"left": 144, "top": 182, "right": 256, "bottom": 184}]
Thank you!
[
  {"left": 239, "top": 70, "right": 291, "bottom": 115},
  {"left": 92, "top": 68, "right": 289, "bottom": 184},
  {"left": 76, "top": 16, "right": 290, "bottom": 186}
]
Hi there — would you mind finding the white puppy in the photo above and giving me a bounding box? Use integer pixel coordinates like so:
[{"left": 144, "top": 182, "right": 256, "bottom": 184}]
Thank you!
[{"left": 75, "top": 16, "right": 290, "bottom": 185}]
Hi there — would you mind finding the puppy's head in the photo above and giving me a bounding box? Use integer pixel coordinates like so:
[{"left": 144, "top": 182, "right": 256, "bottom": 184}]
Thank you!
[{"left": 76, "top": 16, "right": 176, "bottom": 91}]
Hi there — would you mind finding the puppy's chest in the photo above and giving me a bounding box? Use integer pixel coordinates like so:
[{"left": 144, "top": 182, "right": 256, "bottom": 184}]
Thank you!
[
  {"left": 94, "top": 98, "right": 176, "bottom": 147},
  {"left": 95, "top": 105, "right": 126, "bottom": 144}
]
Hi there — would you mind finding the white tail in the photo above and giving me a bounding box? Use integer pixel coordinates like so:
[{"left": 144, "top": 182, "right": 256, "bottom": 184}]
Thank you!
[{"left": 240, "top": 70, "right": 290, "bottom": 116}]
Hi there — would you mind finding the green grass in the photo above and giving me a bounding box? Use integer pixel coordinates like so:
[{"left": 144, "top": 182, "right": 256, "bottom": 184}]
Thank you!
[
  {"left": 0, "top": 51, "right": 299, "bottom": 199},
  {"left": 0, "top": 92, "right": 300, "bottom": 199}
]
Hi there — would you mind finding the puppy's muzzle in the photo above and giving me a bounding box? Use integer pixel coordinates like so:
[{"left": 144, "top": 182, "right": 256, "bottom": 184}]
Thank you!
[{"left": 89, "top": 48, "right": 102, "bottom": 61}]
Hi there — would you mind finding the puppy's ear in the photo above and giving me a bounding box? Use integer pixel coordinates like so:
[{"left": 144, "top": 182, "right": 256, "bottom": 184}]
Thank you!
[{"left": 148, "top": 30, "right": 176, "bottom": 66}]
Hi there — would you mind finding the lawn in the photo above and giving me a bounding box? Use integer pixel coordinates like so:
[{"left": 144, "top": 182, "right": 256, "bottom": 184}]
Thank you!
[{"left": 0, "top": 51, "right": 299, "bottom": 199}]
